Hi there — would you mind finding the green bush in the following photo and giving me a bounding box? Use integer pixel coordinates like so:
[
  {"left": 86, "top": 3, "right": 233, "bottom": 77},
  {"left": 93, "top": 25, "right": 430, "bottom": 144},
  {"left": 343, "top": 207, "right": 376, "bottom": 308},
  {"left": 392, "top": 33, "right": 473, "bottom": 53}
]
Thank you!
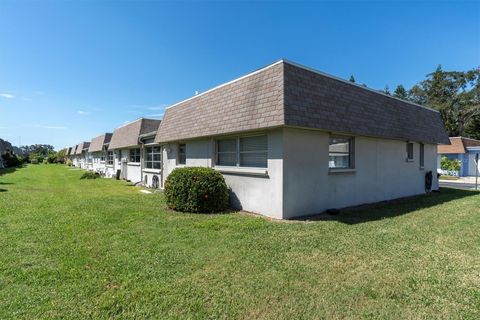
[
  {"left": 66, "top": 159, "right": 73, "bottom": 167},
  {"left": 30, "top": 158, "right": 39, "bottom": 165},
  {"left": 164, "top": 167, "right": 229, "bottom": 213},
  {"left": 441, "top": 156, "right": 461, "bottom": 172},
  {"left": 80, "top": 171, "right": 100, "bottom": 179},
  {"left": 1, "top": 153, "right": 22, "bottom": 167}
]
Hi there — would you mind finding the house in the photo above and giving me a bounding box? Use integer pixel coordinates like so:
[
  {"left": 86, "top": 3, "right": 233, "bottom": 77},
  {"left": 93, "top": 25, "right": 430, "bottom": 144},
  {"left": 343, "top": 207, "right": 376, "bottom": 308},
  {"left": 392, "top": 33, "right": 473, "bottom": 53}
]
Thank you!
[
  {"left": 438, "top": 137, "right": 480, "bottom": 176},
  {"left": 74, "top": 142, "right": 90, "bottom": 169},
  {"left": 108, "top": 118, "right": 161, "bottom": 183},
  {"left": 154, "top": 59, "right": 449, "bottom": 219},
  {"left": 71, "top": 145, "right": 79, "bottom": 167},
  {"left": 88, "top": 133, "right": 112, "bottom": 173}
]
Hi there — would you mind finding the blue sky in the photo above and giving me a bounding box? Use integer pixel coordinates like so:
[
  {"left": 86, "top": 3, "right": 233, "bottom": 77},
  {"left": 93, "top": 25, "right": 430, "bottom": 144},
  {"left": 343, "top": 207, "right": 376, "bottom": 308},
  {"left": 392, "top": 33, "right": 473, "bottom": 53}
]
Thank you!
[{"left": 0, "top": 1, "right": 478, "bottom": 150}]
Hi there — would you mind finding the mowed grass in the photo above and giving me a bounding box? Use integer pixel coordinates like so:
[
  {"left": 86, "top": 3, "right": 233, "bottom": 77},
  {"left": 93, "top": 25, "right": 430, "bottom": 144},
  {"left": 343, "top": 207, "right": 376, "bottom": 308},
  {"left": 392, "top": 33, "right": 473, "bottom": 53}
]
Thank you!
[{"left": 0, "top": 165, "right": 479, "bottom": 319}]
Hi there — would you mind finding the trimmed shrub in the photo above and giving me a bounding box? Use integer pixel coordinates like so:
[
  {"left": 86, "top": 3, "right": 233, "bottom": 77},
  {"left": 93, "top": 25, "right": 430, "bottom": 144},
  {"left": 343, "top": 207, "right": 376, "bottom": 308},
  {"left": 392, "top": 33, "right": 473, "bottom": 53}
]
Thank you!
[
  {"left": 66, "top": 159, "right": 73, "bottom": 167},
  {"left": 165, "top": 167, "right": 229, "bottom": 213},
  {"left": 80, "top": 171, "right": 100, "bottom": 179}
]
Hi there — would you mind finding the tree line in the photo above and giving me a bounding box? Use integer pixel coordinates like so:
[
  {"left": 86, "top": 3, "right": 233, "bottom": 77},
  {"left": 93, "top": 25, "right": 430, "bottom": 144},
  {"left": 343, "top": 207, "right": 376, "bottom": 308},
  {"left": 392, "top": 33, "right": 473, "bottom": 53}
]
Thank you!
[{"left": 350, "top": 65, "right": 480, "bottom": 139}]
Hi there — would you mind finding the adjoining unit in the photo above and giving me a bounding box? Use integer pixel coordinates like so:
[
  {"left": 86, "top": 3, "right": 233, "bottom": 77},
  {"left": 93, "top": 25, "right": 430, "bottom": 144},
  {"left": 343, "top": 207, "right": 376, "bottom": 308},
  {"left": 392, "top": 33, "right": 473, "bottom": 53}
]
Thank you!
[
  {"left": 438, "top": 137, "right": 480, "bottom": 176},
  {"left": 88, "top": 133, "right": 112, "bottom": 174},
  {"left": 71, "top": 144, "right": 79, "bottom": 167},
  {"left": 74, "top": 142, "right": 90, "bottom": 169},
  {"left": 108, "top": 118, "right": 161, "bottom": 183},
  {"left": 154, "top": 59, "right": 449, "bottom": 219}
]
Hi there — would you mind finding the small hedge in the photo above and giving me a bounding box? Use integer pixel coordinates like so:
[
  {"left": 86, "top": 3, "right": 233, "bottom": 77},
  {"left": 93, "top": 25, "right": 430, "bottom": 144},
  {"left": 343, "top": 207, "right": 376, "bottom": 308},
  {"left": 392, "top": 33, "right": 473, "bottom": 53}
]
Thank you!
[
  {"left": 164, "top": 167, "right": 229, "bottom": 213},
  {"left": 80, "top": 171, "right": 100, "bottom": 179}
]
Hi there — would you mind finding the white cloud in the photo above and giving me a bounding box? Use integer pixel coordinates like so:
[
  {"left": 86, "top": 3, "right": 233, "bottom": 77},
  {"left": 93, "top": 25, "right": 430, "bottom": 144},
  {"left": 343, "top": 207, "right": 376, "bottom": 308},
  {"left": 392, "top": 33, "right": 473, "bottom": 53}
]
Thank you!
[
  {"left": 146, "top": 104, "right": 167, "bottom": 110},
  {"left": 42, "top": 126, "right": 67, "bottom": 130},
  {"left": 0, "top": 93, "right": 14, "bottom": 99},
  {"left": 146, "top": 113, "right": 164, "bottom": 118},
  {"left": 77, "top": 110, "right": 91, "bottom": 115},
  {"left": 21, "top": 97, "right": 32, "bottom": 102}
]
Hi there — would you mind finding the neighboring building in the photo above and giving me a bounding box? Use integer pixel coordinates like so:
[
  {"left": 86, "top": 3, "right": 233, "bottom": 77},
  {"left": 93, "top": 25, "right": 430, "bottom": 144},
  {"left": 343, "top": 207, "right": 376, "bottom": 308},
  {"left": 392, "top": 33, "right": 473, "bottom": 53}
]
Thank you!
[
  {"left": 139, "top": 130, "right": 162, "bottom": 188},
  {"left": 74, "top": 142, "right": 90, "bottom": 169},
  {"left": 88, "top": 133, "right": 112, "bottom": 173},
  {"left": 71, "top": 145, "right": 79, "bottom": 167},
  {"left": 108, "top": 118, "right": 161, "bottom": 183},
  {"left": 438, "top": 137, "right": 480, "bottom": 177},
  {"left": 154, "top": 59, "right": 449, "bottom": 219}
]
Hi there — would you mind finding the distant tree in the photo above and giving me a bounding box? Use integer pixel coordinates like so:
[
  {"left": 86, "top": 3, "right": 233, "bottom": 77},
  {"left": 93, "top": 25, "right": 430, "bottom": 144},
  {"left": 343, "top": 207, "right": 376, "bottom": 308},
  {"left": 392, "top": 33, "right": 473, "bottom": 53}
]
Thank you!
[
  {"left": 349, "top": 75, "right": 356, "bottom": 83},
  {"left": 393, "top": 85, "right": 408, "bottom": 100},
  {"left": 21, "top": 144, "right": 55, "bottom": 157},
  {"left": 408, "top": 65, "right": 480, "bottom": 136},
  {"left": 466, "top": 115, "right": 480, "bottom": 140},
  {"left": 383, "top": 85, "right": 391, "bottom": 95}
]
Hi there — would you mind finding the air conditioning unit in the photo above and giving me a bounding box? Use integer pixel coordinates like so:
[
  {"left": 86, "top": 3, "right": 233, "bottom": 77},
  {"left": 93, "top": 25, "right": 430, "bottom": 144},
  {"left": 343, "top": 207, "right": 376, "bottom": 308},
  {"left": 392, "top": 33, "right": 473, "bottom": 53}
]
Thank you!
[{"left": 152, "top": 175, "right": 159, "bottom": 189}]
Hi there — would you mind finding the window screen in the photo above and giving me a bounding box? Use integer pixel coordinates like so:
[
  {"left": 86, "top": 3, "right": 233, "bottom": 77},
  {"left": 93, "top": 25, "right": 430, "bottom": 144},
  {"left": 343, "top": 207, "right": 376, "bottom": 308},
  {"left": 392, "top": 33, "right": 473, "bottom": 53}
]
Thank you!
[{"left": 329, "top": 137, "right": 354, "bottom": 169}]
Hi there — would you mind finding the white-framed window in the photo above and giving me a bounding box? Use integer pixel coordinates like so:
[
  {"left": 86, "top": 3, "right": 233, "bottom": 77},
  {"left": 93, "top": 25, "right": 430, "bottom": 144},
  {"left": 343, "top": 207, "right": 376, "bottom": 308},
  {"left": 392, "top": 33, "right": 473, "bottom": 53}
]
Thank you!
[
  {"left": 145, "top": 146, "right": 161, "bottom": 169},
  {"left": 178, "top": 144, "right": 186, "bottom": 165},
  {"left": 329, "top": 136, "right": 354, "bottom": 169},
  {"left": 215, "top": 135, "right": 268, "bottom": 168},
  {"left": 100, "top": 152, "right": 106, "bottom": 162},
  {"left": 406, "top": 142, "right": 414, "bottom": 161},
  {"left": 107, "top": 151, "right": 114, "bottom": 165},
  {"left": 129, "top": 148, "right": 141, "bottom": 163},
  {"left": 419, "top": 143, "right": 424, "bottom": 168}
]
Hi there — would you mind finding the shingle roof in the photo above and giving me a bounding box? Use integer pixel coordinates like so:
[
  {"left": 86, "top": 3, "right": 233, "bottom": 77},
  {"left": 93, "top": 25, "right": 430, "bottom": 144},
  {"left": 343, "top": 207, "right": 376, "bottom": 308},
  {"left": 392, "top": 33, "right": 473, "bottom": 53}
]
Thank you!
[
  {"left": 75, "top": 142, "right": 90, "bottom": 155},
  {"left": 155, "top": 60, "right": 449, "bottom": 145},
  {"left": 71, "top": 145, "right": 79, "bottom": 155},
  {"left": 88, "top": 133, "right": 112, "bottom": 152},
  {"left": 66, "top": 147, "right": 72, "bottom": 156},
  {"left": 438, "top": 137, "right": 480, "bottom": 154},
  {"left": 109, "top": 118, "right": 161, "bottom": 150}
]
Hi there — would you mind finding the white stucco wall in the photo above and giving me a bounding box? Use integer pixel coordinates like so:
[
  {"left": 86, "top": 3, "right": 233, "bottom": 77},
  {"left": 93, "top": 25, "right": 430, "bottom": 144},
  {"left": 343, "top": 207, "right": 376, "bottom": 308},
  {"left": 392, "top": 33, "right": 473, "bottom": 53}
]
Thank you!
[
  {"left": 161, "top": 129, "right": 284, "bottom": 219},
  {"left": 282, "top": 127, "right": 439, "bottom": 219}
]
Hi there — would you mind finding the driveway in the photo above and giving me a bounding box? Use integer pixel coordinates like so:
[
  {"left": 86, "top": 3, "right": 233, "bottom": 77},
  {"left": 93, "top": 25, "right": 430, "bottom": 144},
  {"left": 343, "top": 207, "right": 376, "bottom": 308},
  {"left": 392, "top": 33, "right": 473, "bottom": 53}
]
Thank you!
[{"left": 440, "top": 176, "right": 479, "bottom": 191}]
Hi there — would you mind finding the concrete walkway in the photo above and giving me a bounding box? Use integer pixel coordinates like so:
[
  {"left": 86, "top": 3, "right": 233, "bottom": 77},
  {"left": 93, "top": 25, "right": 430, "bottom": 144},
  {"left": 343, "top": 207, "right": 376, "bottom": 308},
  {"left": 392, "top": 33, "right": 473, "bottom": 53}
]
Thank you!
[{"left": 440, "top": 176, "right": 479, "bottom": 190}]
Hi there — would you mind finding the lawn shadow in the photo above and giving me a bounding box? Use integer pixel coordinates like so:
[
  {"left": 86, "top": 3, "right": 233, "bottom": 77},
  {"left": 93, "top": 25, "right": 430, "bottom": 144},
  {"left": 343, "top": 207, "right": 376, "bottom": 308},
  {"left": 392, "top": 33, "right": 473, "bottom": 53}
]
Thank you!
[
  {"left": 0, "top": 165, "right": 26, "bottom": 177},
  {"left": 0, "top": 182, "right": 13, "bottom": 185},
  {"left": 0, "top": 188, "right": 7, "bottom": 192},
  {"left": 295, "top": 188, "right": 479, "bottom": 225}
]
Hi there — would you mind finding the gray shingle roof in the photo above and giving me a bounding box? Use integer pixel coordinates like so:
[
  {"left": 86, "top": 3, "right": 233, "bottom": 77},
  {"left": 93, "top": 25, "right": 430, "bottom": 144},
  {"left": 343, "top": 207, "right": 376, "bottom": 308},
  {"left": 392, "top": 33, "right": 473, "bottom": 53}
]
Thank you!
[
  {"left": 88, "top": 133, "right": 112, "bottom": 152},
  {"left": 66, "top": 147, "right": 72, "bottom": 156},
  {"left": 75, "top": 142, "right": 90, "bottom": 155},
  {"left": 155, "top": 60, "right": 449, "bottom": 145},
  {"left": 109, "top": 118, "right": 161, "bottom": 150}
]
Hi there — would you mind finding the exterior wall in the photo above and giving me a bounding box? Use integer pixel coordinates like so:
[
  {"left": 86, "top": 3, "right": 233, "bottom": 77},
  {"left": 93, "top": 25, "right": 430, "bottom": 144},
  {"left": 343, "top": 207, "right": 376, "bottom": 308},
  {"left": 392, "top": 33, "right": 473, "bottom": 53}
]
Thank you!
[
  {"left": 282, "top": 127, "right": 439, "bottom": 219},
  {"left": 468, "top": 150, "right": 480, "bottom": 176},
  {"left": 161, "top": 129, "right": 284, "bottom": 219}
]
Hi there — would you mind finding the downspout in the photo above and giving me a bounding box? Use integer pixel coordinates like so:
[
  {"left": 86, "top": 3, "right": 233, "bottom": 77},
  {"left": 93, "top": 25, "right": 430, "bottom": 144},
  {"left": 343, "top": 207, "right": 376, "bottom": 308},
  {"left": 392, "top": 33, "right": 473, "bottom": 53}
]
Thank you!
[{"left": 139, "top": 137, "right": 144, "bottom": 186}]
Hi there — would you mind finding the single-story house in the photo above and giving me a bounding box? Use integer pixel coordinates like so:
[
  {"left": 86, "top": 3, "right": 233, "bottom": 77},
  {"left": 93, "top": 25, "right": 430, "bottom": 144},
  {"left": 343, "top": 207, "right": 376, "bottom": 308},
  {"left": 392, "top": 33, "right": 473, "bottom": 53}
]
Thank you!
[
  {"left": 108, "top": 118, "right": 161, "bottom": 183},
  {"left": 88, "top": 133, "right": 112, "bottom": 173},
  {"left": 438, "top": 137, "right": 480, "bottom": 176},
  {"left": 74, "top": 142, "right": 90, "bottom": 169},
  {"left": 153, "top": 59, "right": 449, "bottom": 219},
  {"left": 71, "top": 144, "right": 79, "bottom": 167}
]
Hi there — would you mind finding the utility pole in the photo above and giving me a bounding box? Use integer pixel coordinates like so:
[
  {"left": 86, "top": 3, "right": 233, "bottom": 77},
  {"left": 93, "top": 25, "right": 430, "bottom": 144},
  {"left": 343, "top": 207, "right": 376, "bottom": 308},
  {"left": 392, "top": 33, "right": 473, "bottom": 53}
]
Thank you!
[{"left": 476, "top": 153, "right": 479, "bottom": 191}]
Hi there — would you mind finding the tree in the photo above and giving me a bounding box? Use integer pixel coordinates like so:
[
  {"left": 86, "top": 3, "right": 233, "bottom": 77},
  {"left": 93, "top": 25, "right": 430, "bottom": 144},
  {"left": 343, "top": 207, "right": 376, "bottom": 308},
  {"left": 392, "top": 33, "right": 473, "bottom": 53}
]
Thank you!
[
  {"left": 393, "top": 85, "right": 408, "bottom": 100},
  {"left": 383, "top": 85, "right": 391, "bottom": 95},
  {"left": 408, "top": 65, "right": 480, "bottom": 137},
  {"left": 466, "top": 114, "right": 480, "bottom": 140},
  {"left": 21, "top": 144, "right": 55, "bottom": 156},
  {"left": 349, "top": 75, "right": 356, "bottom": 83}
]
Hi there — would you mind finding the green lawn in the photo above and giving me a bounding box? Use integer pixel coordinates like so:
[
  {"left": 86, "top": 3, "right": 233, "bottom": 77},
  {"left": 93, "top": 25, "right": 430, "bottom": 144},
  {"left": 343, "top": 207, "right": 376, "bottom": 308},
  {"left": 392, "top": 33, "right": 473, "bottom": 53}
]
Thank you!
[{"left": 1, "top": 165, "right": 479, "bottom": 319}]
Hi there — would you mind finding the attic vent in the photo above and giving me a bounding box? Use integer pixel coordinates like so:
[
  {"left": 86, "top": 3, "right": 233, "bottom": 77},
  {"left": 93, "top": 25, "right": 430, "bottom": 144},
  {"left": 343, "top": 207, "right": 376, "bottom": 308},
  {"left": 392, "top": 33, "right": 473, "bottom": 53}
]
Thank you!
[{"left": 152, "top": 175, "right": 159, "bottom": 189}]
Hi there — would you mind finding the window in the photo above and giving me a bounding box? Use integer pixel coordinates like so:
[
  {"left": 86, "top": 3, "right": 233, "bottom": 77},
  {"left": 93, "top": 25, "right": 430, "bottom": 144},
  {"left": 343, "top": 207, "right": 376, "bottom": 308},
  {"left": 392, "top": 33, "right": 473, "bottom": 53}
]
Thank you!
[
  {"left": 215, "top": 135, "right": 268, "bottom": 168},
  {"left": 129, "top": 148, "right": 141, "bottom": 163},
  {"left": 239, "top": 135, "right": 268, "bottom": 167},
  {"left": 178, "top": 144, "right": 186, "bottom": 165},
  {"left": 107, "top": 151, "right": 114, "bottom": 165},
  {"left": 419, "top": 143, "right": 424, "bottom": 168},
  {"left": 329, "top": 136, "right": 354, "bottom": 169},
  {"left": 406, "top": 142, "right": 414, "bottom": 161},
  {"left": 145, "top": 146, "right": 161, "bottom": 169}
]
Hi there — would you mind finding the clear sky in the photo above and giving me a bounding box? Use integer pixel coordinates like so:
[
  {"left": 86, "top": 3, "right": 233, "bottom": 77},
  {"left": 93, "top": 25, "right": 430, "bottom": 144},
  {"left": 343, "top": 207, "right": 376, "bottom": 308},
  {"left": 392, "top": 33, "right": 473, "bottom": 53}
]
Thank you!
[{"left": 0, "top": 1, "right": 478, "bottom": 150}]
